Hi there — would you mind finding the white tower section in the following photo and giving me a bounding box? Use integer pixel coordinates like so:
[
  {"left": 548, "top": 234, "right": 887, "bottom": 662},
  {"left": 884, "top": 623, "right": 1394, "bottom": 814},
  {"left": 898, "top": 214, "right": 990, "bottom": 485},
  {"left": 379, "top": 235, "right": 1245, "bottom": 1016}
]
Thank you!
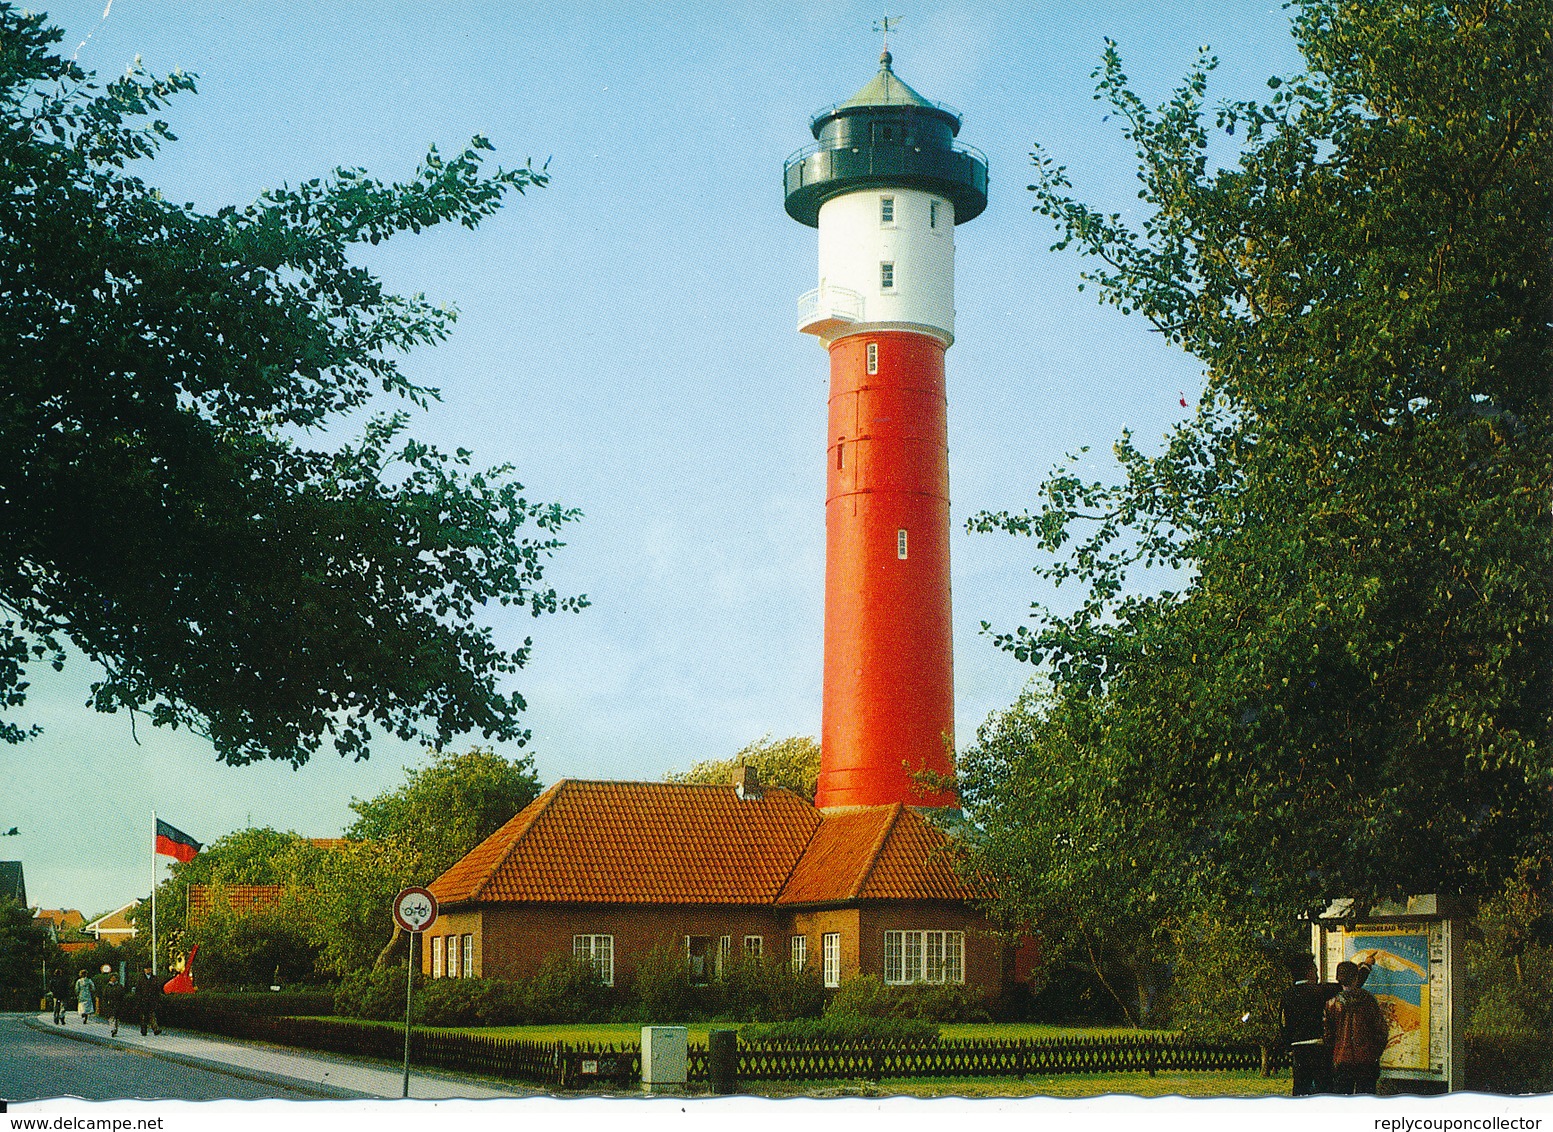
[{"left": 812, "top": 188, "right": 956, "bottom": 347}]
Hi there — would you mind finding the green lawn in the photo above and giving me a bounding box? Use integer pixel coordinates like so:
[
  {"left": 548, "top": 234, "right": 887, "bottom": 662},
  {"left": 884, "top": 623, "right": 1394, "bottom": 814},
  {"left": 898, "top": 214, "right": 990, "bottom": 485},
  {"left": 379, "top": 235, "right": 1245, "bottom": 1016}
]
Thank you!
[{"left": 300, "top": 1017, "right": 1291, "bottom": 1097}]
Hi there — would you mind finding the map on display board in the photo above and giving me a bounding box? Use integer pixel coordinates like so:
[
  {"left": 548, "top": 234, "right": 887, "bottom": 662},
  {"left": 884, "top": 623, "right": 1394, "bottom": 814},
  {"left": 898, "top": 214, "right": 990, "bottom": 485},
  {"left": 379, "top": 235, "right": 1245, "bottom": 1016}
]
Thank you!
[{"left": 1345, "top": 929, "right": 1431, "bottom": 1070}]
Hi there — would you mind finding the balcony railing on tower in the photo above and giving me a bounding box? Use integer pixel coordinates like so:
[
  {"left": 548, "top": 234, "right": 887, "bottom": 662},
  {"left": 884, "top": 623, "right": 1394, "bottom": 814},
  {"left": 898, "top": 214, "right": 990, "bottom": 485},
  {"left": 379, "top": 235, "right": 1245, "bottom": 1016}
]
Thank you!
[{"left": 797, "top": 284, "right": 864, "bottom": 336}]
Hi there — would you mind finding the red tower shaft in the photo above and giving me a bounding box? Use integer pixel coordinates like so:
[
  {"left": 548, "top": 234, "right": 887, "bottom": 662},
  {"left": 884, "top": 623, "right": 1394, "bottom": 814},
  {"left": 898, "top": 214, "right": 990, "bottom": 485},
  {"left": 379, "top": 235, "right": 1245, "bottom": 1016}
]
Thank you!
[{"left": 818, "top": 331, "right": 956, "bottom": 810}]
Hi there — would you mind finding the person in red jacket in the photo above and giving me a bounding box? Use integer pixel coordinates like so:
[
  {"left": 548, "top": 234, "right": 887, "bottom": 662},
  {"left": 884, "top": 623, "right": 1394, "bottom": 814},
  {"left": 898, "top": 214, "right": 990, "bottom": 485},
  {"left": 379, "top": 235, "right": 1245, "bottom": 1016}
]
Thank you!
[{"left": 1324, "top": 960, "right": 1390, "bottom": 1094}]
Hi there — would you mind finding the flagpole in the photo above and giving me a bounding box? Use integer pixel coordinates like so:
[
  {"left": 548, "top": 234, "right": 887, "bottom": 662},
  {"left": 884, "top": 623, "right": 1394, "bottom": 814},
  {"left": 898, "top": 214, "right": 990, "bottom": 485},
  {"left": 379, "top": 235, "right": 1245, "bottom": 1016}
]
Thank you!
[{"left": 151, "top": 807, "right": 157, "bottom": 975}]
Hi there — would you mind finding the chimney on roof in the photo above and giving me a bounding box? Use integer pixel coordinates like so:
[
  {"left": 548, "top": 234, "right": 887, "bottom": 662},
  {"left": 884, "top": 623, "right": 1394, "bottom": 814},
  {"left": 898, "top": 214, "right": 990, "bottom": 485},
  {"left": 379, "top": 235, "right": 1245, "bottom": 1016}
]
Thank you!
[{"left": 732, "top": 764, "right": 762, "bottom": 800}]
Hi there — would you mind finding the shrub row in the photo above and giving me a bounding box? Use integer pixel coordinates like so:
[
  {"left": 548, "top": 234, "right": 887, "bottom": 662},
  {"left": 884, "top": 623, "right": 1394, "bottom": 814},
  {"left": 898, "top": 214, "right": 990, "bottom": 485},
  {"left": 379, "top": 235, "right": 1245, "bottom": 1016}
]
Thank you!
[
  {"left": 1466, "top": 1031, "right": 1553, "bottom": 1095},
  {"left": 826, "top": 974, "right": 992, "bottom": 1023},
  {"left": 335, "top": 955, "right": 613, "bottom": 1026},
  {"left": 172, "top": 990, "right": 336, "bottom": 1017}
]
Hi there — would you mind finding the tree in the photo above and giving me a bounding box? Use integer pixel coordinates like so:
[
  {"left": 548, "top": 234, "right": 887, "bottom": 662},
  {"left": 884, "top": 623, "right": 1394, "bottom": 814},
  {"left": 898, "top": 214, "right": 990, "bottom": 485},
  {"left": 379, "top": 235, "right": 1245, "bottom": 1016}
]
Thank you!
[
  {"left": 971, "top": 0, "right": 1551, "bottom": 919},
  {"left": 665, "top": 735, "right": 822, "bottom": 800},
  {"left": 0, "top": 7, "right": 583, "bottom": 765},
  {"left": 0, "top": 897, "right": 55, "bottom": 1009},
  {"left": 338, "top": 746, "right": 543, "bottom": 970}
]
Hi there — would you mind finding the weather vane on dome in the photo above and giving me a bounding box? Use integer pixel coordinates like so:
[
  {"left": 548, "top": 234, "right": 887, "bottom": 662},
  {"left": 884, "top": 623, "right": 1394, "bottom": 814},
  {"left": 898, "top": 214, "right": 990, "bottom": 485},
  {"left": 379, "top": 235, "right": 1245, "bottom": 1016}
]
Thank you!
[{"left": 873, "top": 14, "right": 903, "bottom": 59}]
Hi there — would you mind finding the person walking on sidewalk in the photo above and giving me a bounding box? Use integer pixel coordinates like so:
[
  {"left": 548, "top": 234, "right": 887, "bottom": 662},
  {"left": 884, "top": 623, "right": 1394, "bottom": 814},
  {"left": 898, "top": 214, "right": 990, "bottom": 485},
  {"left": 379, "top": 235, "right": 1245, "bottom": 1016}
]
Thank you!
[
  {"left": 133, "top": 965, "right": 165, "bottom": 1036},
  {"left": 73, "top": 969, "right": 96, "bottom": 1025},
  {"left": 48, "top": 967, "right": 71, "bottom": 1025},
  {"left": 100, "top": 971, "right": 126, "bottom": 1036}
]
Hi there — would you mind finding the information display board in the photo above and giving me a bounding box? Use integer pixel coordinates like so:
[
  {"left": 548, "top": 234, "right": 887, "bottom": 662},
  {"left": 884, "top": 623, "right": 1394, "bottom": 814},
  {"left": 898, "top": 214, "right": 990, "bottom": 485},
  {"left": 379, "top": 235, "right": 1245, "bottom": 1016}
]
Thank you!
[{"left": 1312, "top": 895, "right": 1464, "bottom": 1094}]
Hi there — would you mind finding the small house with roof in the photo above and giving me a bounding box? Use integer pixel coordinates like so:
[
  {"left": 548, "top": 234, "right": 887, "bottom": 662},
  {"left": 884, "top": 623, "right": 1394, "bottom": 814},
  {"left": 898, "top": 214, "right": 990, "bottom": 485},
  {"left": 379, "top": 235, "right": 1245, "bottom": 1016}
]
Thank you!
[
  {"left": 82, "top": 902, "right": 139, "bottom": 943},
  {"left": 425, "top": 769, "right": 1003, "bottom": 994}
]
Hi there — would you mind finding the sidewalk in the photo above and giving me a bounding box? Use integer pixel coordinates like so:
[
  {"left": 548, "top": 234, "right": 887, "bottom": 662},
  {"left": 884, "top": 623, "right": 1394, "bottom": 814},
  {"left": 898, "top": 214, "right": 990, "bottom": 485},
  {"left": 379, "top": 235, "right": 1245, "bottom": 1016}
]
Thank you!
[{"left": 23, "top": 1012, "right": 540, "bottom": 1100}]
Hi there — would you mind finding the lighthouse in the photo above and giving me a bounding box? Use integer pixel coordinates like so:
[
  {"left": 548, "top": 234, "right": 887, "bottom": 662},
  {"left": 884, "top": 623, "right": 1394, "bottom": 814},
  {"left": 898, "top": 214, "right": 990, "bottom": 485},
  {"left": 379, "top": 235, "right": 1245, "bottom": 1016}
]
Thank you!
[{"left": 785, "top": 51, "right": 988, "bottom": 811}]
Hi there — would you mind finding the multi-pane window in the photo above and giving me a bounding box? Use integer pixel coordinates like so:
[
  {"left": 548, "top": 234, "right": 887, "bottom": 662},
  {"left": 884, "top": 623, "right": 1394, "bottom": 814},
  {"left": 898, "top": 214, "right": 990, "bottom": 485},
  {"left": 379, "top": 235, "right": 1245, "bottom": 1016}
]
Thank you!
[
  {"left": 447, "top": 932, "right": 460, "bottom": 978},
  {"left": 822, "top": 932, "right": 841, "bottom": 988},
  {"left": 866, "top": 343, "right": 878, "bottom": 374},
  {"left": 930, "top": 199, "right": 940, "bottom": 229},
  {"left": 573, "top": 934, "right": 614, "bottom": 986},
  {"left": 897, "top": 529, "right": 908, "bottom": 559},
  {"left": 462, "top": 934, "right": 474, "bottom": 978},
  {"left": 431, "top": 936, "right": 444, "bottom": 979},
  {"left": 744, "top": 935, "right": 763, "bottom": 959},
  {"left": 880, "top": 196, "right": 895, "bottom": 224},
  {"left": 717, "top": 935, "right": 732, "bottom": 976},
  {"left": 880, "top": 262, "right": 895, "bottom": 290},
  {"left": 883, "top": 930, "right": 965, "bottom": 984},
  {"left": 791, "top": 934, "right": 807, "bottom": 972}
]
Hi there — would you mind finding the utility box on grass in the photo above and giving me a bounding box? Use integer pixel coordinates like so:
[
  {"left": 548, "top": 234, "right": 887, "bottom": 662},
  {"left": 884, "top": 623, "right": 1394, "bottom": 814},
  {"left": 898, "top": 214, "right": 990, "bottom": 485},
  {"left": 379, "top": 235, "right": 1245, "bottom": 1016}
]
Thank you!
[{"left": 641, "top": 1025, "right": 688, "bottom": 1093}]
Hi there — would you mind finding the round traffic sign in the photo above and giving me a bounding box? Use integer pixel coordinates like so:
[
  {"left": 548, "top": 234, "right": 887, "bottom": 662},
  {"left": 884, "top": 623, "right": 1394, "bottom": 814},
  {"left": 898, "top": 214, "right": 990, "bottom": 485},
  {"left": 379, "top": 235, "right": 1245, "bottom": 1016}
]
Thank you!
[{"left": 392, "top": 886, "right": 439, "bottom": 933}]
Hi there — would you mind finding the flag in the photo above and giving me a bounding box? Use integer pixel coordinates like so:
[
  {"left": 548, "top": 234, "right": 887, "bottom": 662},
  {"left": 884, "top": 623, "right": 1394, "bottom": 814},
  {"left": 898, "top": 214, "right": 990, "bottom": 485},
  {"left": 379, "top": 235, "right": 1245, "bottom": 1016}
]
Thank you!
[{"left": 154, "top": 819, "right": 201, "bottom": 863}]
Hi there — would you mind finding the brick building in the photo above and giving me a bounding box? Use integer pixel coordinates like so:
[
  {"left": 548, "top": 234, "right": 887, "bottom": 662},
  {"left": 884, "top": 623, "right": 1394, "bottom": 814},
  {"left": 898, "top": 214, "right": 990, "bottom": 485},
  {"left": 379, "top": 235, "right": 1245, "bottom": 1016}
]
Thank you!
[{"left": 424, "top": 771, "right": 1003, "bottom": 995}]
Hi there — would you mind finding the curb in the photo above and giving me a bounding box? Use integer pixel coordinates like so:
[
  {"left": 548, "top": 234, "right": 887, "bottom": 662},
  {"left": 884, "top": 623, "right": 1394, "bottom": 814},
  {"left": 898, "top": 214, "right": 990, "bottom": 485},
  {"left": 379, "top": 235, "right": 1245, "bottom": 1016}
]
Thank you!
[{"left": 20, "top": 1013, "right": 371, "bottom": 1099}]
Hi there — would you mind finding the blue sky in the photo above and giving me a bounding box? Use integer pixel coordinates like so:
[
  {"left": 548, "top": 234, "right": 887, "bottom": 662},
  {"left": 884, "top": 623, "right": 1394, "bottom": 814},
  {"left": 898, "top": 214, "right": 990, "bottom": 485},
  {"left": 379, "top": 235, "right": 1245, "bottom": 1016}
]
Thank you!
[{"left": 6, "top": 1, "right": 1304, "bottom": 916}]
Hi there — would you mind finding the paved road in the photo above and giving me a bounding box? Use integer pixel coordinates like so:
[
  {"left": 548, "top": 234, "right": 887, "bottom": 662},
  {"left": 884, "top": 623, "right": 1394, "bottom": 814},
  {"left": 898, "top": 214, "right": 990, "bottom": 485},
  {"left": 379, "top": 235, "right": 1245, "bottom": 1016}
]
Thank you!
[{"left": 0, "top": 1014, "right": 324, "bottom": 1102}]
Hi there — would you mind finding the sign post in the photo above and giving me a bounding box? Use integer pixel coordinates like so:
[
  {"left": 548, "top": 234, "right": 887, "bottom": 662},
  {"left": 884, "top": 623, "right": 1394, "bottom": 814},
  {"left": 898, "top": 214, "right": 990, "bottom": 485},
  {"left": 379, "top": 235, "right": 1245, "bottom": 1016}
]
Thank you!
[{"left": 392, "top": 886, "right": 438, "bottom": 1099}]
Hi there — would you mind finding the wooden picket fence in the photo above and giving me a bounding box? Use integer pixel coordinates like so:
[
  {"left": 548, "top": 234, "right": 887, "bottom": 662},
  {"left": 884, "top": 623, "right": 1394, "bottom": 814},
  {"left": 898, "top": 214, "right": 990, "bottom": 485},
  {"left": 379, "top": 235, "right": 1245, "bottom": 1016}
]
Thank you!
[
  {"left": 158, "top": 1000, "right": 1273, "bottom": 1089},
  {"left": 696, "top": 1034, "right": 1275, "bottom": 1083}
]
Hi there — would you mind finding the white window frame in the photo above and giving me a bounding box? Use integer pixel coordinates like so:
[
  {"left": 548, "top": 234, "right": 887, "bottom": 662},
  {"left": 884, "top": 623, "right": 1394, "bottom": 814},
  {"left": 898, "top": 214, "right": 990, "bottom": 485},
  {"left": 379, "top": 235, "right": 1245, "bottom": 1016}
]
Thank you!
[
  {"left": 880, "top": 195, "right": 895, "bottom": 225},
  {"left": 573, "top": 933, "right": 614, "bottom": 986},
  {"left": 717, "top": 934, "right": 732, "bottom": 976},
  {"left": 822, "top": 932, "right": 841, "bottom": 988},
  {"left": 883, "top": 930, "right": 965, "bottom": 985},
  {"left": 791, "top": 934, "right": 807, "bottom": 972},
  {"left": 866, "top": 342, "right": 878, "bottom": 374},
  {"left": 744, "top": 935, "right": 763, "bottom": 959},
  {"left": 431, "top": 936, "right": 443, "bottom": 979},
  {"left": 447, "top": 932, "right": 460, "bottom": 978},
  {"left": 880, "top": 261, "right": 895, "bottom": 291},
  {"left": 462, "top": 934, "right": 474, "bottom": 978}
]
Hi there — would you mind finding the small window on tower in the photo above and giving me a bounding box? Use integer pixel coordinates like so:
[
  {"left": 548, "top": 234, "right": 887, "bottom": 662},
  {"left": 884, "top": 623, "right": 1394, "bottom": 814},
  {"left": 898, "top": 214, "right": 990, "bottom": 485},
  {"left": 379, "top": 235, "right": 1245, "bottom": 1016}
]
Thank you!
[
  {"left": 880, "top": 196, "right": 895, "bottom": 225},
  {"left": 866, "top": 343, "right": 878, "bottom": 374},
  {"left": 837, "top": 439, "right": 845, "bottom": 470},
  {"left": 898, "top": 529, "right": 908, "bottom": 559},
  {"left": 930, "top": 200, "right": 940, "bottom": 229},
  {"left": 880, "top": 262, "right": 895, "bottom": 290}
]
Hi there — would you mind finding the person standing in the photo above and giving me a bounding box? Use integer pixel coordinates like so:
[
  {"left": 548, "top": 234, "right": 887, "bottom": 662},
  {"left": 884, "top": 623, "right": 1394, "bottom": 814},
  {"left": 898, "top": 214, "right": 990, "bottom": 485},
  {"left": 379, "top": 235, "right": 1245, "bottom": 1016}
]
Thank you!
[
  {"left": 73, "top": 969, "right": 96, "bottom": 1025},
  {"left": 1277, "top": 954, "right": 1341, "bottom": 1096},
  {"left": 100, "top": 971, "right": 126, "bottom": 1036},
  {"left": 133, "top": 965, "right": 164, "bottom": 1036},
  {"left": 1325, "top": 959, "right": 1389, "bottom": 1095}
]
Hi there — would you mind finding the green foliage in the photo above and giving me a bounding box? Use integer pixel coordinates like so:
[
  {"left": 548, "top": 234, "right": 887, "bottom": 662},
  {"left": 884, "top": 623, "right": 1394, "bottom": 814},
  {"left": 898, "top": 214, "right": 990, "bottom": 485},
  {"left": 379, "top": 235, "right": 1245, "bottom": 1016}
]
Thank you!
[
  {"left": 1159, "top": 910, "right": 1288, "bottom": 1044},
  {"left": 1466, "top": 859, "right": 1553, "bottom": 1038},
  {"left": 971, "top": 0, "right": 1551, "bottom": 929},
  {"left": 183, "top": 890, "right": 322, "bottom": 988},
  {"left": 630, "top": 940, "right": 698, "bottom": 1022},
  {"left": 666, "top": 735, "right": 821, "bottom": 800},
  {"left": 710, "top": 953, "right": 826, "bottom": 1022},
  {"left": 1465, "top": 1032, "right": 1553, "bottom": 1095},
  {"left": 334, "top": 967, "right": 407, "bottom": 1022},
  {"left": 524, "top": 954, "right": 613, "bottom": 1023},
  {"left": 825, "top": 973, "right": 988, "bottom": 1024},
  {"left": 0, "top": 897, "right": 56, "bottom": 1008},
  {"left": 958, "top": 688, "right": 1172, "bottom": 1025},
  {"left": 0, "top": 6, "right": 582, "bottom": 764},
  {"left": 171, "top": 990, "right": 336, "bottom": 1017}
]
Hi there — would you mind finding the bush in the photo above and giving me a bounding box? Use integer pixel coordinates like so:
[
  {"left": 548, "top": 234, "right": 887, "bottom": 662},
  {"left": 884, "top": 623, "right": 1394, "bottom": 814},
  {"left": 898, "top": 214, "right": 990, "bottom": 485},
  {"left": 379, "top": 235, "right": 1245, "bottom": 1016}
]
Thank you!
[
  {"left": 1466, "top": 1031, "right": 1553, "bottom": 1095},
  {"left": 174, "top": 990, "right": 335, "bottom": 1017},
  {"left": 824, "top": 974, "right": 989, "bottom": 1023},
  {"left": 631, "top": 941, "right": 697, "bottom": 1022},
  {"left": 524, "top": 954, "right": 613, "bottom": 1023},
  {"left": 742, "top": 1013, "right": 938, "bottom": 1044},
  {"left": 334, "top": 967, "right": 406, "bottom": 1021}
]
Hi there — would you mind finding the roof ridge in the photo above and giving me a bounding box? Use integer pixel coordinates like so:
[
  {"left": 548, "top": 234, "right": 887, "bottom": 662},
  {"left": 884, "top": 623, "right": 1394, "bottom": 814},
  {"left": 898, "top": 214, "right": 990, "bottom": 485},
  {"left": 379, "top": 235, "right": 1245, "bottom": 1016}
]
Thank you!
[
  {"left": 848, "top": 803, "right": 902, "bottom": 901},
  {"left": 772, "top": 802, "right": 828, "bottom": 902},
  {"left": 466, "top": 780, "right": 566, "bottom": 903}
]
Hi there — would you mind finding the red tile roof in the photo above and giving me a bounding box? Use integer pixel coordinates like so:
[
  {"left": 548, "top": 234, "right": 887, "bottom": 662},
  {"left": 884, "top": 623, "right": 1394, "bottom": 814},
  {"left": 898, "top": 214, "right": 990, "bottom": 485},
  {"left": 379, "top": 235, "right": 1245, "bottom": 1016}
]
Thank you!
[
  {"left": 430, "top": 779, "right": 987, "bottom": 909},
  {"left": 188, "top": 884, "right": 287, "bottom": 917},
  {"left": 34, "top": 909, "right": 85, "bottom": 930},
  {"left": 432, "top": 780, "right": 823, "bottom": 906}
]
